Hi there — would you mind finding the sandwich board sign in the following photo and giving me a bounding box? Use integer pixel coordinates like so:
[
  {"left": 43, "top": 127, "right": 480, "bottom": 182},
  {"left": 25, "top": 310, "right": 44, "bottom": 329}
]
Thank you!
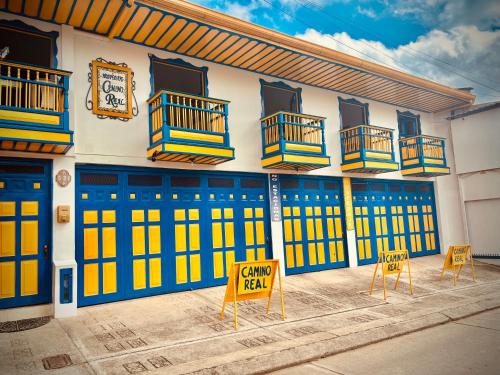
[
  {"left": 220, "top": 260, "right": 285, "bottom": 329},
  {"left": 440, "top": 245, "right": 476, "bottom": 285},
  {"left": 369, "top": 249, "right": 413, "bottom": 300}
]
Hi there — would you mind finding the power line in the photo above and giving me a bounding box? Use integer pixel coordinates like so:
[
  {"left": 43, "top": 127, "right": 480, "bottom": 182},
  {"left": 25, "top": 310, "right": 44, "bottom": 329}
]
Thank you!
[{"left": 290, "top": 0, "right": 500, "bottom": 94}]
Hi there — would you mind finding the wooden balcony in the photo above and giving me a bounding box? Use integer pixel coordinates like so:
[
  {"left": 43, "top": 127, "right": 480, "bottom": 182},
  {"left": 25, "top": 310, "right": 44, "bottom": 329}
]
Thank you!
[
  {"left": 399, "top": 135, "right": 450, "bottom": 176},
  {"left": 261, "top": 112, "right": 330, "bottom": 171},
  {"left": 147, "top": 90, "right": 234, "bottom": 164},
  {"left": 0, "top": 61, "right": 73, "bottom": 154},
  {"left": 340, "top": 125, "right": 399, "bottom": 173}
]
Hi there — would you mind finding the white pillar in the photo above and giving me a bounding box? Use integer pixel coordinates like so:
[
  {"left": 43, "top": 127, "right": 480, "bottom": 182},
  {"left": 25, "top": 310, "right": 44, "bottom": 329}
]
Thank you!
[
  {"left": 268, "top": 174, "right": 286, "bottom": 276},
  {"left": 343, "top": 177, "right": 358, "bottom": 267}
]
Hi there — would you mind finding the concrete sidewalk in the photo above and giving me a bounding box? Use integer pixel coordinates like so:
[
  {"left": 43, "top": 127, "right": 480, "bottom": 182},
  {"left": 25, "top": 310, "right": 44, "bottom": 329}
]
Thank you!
[{"left": 1, "top": 255, "right": 499, "bottom": 375}]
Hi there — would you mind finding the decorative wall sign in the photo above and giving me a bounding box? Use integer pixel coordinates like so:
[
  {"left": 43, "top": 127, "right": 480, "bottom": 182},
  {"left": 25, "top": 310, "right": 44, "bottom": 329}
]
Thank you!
[
  {"left": 269, "top": 174, "right": 282, "bottom": 222},
  {"left": 85, "top": 58, "right": 138, "bottom": 121},
  {"left": 55, "top": 169, "right": 71, "bottom": 187}
]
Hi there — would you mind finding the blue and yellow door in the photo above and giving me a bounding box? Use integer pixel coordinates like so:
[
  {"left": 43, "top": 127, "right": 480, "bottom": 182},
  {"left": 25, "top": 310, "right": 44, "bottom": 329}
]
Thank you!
[
  {"left": 76, "top": 167, "right": 271, "bottom": 306},
  {"left": 352, "top": 179, "right": 440, "bottom": 265},
  {"left": 280, "top": 176, "right": 347, "bottom": 275},
  {"left": 0, "top": 159, "right": 51, "bottom": 308}
]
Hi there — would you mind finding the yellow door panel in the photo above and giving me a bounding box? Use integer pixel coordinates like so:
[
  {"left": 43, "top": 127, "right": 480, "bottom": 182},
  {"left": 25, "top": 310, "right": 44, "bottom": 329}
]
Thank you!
[
  {"left": 174, "top": 209, "right": 186, "bottom": 221},
  {"left": 226, "top": 251, "right": 235, "bottom": 276},
  {"left": 255, "top": 221, "right": 265, "bottom": 245},
  {"left": 190, "top": 254, "right": 201, "bottom": 282},
  {"left": 148, "top": 225, "right": 161, "bottom": 254},
  {"left": 102, "top": 262, "right": 117, "bottom": 294},
  {"left": 212, "top": 208, "right": 221, "bottom": 219},
  {"left": 84, "top": 263, "right": 99, "bottom": 296},
  {"left": 213, "top": 252, "right": 224, "bottom": 278},
  {"left": 20, "top": 259, "right": 38, "bottom": 296},
  {"left": 306, "top": 218, "right": 315, "bottom": 240},
  {"left": 257, "top": 248, "right": 266, "bottom": 260},
  {"left": 285, "top": 245, "right": 294, "bottom": 268},
  {"left": 308, "top": 243, "right": 317, "bottom": 265},
  {"left": 133, "top": 259, "right": 146, "bottom": 290},
  {"left": 21, "top": 201, "right": 38, "bottom": 216},
  {"left": 245, "top": 221, "right": 254, "bottom": 245},
  {"left": 175, "top": 224, "right": 186, "bottom": 252},
  {"left": 132, "top": 210, "right": 145, "bottom": 223},
  {"left": 327, "top": 218, "right": 334, "bottom": 238},
  {"left": 246, "top": 249, "right": 255, "bottom": 261},
  {"left": 189, "top": 224, "right": 200, "bottom": 250},
  {"left": 102, "top": 227, "right": 116, "bottom": 258},
  {"left": 21, "top": 220, "right": 38, "bottom": 255},
  {"left": 293, "top": 219, "right": 302, "bottom": 240},
  {"left": 0, "top": 261, "right": 15, "bottom": 298},
  {"left": 337, "top": 241, "right": 344, "bottom": 261},
  {"left": 176, "top": 255, "right": 188, "bottom": 284},
  {"left": 315, "top": 218, "right": 323, "bottom": 240},
  {"left": 225, "top": 222, "right": 235, "bottom": 247},
  {"left": 0, "top": 201, "right": 15, "bottom": 216},
  {"left": 212, "top": 222, "right": 223, "bottom": 249},
  {"left": 329, "top": 242, "right": 336, "bottom": 262},
  {"left": 102, "top": 210, "right": 116, "bottom": 223},
  {"left": 188, "top": 209, "right": 199, "bottom": 221},
  {"left": 149, "top": 258, "right": 162, "bottom": 288},
  {"left": 83, "top": 210, "right": 98, "bottom": 224},
  {"left": 295, "top": 244, "right": 304, "bottom": 267},
  {"left": 335, "top": 218, "right": 342, "bottom": 237},
  {"left": 84, "top": 228, "right": 98, "bottom": 260},
  {"left": 317, "top": 243, "right": 325, "bottom": 264},
  {"left": 0, "top": 221, "right": 15, "bottom": 257},
  {"left": 132, "top": 226, "right": 146, "bottom": 255},
  {"left": 148, "top": 209, "right": 160, "bottom": 222}
]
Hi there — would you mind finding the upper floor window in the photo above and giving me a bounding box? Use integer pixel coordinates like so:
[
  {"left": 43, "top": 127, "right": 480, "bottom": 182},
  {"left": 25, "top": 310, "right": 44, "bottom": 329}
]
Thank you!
[
  {"left": 397, "top": 110, "right": 421, "bottom": 138},
  {"left": 0, "top": 24, "right": 54, "bottom": 68},
  {"left": 261, "top": 80, "right": 301, "bottom": 117},
  {"left": 151, "top": 58, "right": 206, "bottom": 96},
  {"left": 339, "top": 97, "right": 369, "bottom": 129}
]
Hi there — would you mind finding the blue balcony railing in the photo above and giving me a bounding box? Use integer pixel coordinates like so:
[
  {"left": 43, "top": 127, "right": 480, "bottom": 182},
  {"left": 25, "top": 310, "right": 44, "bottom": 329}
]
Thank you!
[
  {"left": 400, "top": 135, "right": 450, "bottom": 176},
  {"left": 147, "top": 90, "right": 234, "bottom": 164},
  {"left": 0, "top": 60, "right": 73, "bottom": 154},
  {"left": 260, "top": 111, "right": 330, "bottom": 170}
]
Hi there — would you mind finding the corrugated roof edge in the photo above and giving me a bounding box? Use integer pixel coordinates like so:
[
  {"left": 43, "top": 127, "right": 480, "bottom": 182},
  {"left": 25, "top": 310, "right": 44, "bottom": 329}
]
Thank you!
[
  {"left": 142, "top": 0, "right": 476, "bottom": 105},
  {"left": 448, "top": 101, "right": 500, "bottom": 120}
]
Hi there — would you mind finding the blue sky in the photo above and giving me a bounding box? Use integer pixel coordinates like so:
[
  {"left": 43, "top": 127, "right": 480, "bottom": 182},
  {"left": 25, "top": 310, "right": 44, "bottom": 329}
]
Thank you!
[{"left": 191, "top": 0, "right": 500, "bottom": 103}]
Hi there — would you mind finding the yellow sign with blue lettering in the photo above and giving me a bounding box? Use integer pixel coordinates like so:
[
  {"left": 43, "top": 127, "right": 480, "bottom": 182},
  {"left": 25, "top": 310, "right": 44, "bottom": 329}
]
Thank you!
[
  {"left": 220, "top": 260, "right": 285, "bottom": 329},
  {"left": 370, "top": 249, "right": 413, "bottom": 300},
  {"left": 440, "top": 245, "right": 476, "bottom": 285}
]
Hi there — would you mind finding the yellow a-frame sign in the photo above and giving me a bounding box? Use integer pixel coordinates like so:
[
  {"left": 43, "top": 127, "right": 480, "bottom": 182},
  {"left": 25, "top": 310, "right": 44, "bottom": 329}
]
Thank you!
[
  {"left": 370, "top": 249, "right": 413, "bottom": 300},
  {"left": 220, "top": 260, "right": 285, "bottom": 330},
  {"left": 440, "top": 245, "right": 476, "bottom": 285}
]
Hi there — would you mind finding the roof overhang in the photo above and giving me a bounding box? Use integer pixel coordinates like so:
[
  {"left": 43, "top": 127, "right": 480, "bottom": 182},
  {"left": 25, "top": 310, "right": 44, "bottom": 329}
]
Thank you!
[{"left": 1, "top": 0, "right": 475, "bottom": 112}]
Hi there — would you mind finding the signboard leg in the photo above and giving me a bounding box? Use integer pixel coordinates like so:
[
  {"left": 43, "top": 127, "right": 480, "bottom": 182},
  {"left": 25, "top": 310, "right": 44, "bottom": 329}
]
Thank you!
[
  {"left": 439, "top": 264, "right": 446, "bottom": 280},
  {"left": 456, "top": 264, "right": 464, "bottom": 280},
  {"left": 220, "top": 301, "right": 226, "bottom": 321},
  {"left": 382, "top": 272, "right": 387, "bottom": 300},
  {"left": 469, "top": 248, "right": 477, "bottom": 281},
  {"left": 394, "top": 271, "right": 401, "bottom": 291},
  {"left": 232, "top": 267, "right": 238, "bottom": 330},
  {"left": 452, "top": 265, "right": 457, "bottom": 286},
  {"left": 369, "top": 257, "right": 380, "bottom": 295}
]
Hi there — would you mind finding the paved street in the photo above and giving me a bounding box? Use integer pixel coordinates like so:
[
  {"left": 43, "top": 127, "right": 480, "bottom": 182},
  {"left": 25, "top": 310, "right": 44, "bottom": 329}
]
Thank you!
[
  {"left": 1, "top": 256, "right": 499, "bottom": 374},
  {"left": 272, "top": 308, "right": 500, "bottom": 375}
]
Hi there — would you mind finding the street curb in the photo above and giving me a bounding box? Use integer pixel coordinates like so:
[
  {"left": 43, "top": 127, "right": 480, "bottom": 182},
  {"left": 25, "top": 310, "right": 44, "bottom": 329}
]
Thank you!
[{"left": 187, "top": 302, "right": 499, "bottom": 375}]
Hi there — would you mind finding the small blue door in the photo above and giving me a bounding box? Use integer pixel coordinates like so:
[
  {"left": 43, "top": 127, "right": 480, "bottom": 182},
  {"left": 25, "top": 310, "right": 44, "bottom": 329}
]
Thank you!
[{"left": 0, "top": 158, "right": 52, "bottom": 308}]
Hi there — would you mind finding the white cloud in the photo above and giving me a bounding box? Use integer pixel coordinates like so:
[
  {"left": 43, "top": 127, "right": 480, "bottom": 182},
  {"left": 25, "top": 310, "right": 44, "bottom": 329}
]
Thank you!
[
  {"left": 296, "top": 26, "right": 500, "bottom": 103},
  {"left": 356, "top": 5, "right": 377, "bottom": 18}
]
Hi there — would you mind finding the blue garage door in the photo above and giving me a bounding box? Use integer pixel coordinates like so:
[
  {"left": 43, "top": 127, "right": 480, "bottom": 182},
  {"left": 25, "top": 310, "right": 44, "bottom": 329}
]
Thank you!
[
  {"left": 280, "top": 176, "right": 347, "bottom": 275},
  {"left": 0, "top": 158, "right": 52, "bottom": 308},
  {"left": 352, "top": 179, "right": 440, "bottom": 266},
  {"left": 76, "top": 166, "right": 271, "bottom": 306}
]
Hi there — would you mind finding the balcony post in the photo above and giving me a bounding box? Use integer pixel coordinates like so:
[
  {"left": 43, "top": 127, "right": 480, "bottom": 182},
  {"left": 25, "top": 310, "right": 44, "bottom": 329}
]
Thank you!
[
  {"left": 63, "top": 75, "right": 70, "bottom": 131},
  {"left": 418, "top": 136, "right": 424, "bottom": 166},
  {"left": 223, "top": 103, "right": 230, "bottom": 147},
  {"left": 360, "top": 125, "right": 366, "bottom": 161},
  {"left": 441, "top": 138, "right": 447, "bottom": 165},
  {"left": 320, "top": 119, "right": 326, "bottom": 155},
  {"left": 390, "top": 129, "right": 396, "bottom": 161},
  {"left": 161, "top": 92, "right": 169, "bottom": 142},
  {"left": 278, "top": 112, "right": 285, "bottom": 152}
]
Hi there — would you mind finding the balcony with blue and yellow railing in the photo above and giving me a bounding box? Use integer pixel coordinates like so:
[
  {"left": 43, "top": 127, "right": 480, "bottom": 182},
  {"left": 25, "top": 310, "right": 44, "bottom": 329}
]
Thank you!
[
  {"left": 147, "top": 90, "right": 234, "bottom": 164},
  {"left": 399, "top": 135, "right": 450, "bottom": 176},
  {"left": 340, "top": 125, "right": 399, "bottom": 173},
  {"left": 260, "top": 111, "right": 330, "bottom": 171},
  {"left": 0, "top": 60, "right": 73, "bottom": 154}
]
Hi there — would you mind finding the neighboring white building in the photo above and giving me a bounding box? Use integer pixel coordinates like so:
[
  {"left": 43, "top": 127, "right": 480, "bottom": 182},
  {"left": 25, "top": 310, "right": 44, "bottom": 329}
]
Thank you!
[
  {"left": 450, "top": 102, "right": 500, "bottom": 258},
  {"left": 0, "top": 0, "right": 482, "bottom": 319}
]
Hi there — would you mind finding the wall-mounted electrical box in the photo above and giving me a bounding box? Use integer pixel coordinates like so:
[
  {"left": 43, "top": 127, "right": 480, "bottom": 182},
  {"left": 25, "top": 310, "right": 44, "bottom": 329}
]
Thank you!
[
  {"left": 57, "top": 205, "right": 70, "bottom": 223},
  {"left": 60, "top": 268, "right": 73, "bottom": 304}
]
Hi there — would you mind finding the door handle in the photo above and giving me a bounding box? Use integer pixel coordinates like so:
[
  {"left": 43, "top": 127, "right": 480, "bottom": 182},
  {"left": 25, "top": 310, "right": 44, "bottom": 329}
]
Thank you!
[{"left": 43, "top": 244, "right": 49, "bottom": 260}]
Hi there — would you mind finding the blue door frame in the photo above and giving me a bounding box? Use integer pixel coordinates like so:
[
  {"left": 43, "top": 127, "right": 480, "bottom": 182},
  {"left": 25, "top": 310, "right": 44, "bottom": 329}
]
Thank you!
[
  {"left": 76, "top": 165, "right": 271, "bottom": 307},
  {"left": 0, "top": 158, "right": 52, "bottom": 309}
]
